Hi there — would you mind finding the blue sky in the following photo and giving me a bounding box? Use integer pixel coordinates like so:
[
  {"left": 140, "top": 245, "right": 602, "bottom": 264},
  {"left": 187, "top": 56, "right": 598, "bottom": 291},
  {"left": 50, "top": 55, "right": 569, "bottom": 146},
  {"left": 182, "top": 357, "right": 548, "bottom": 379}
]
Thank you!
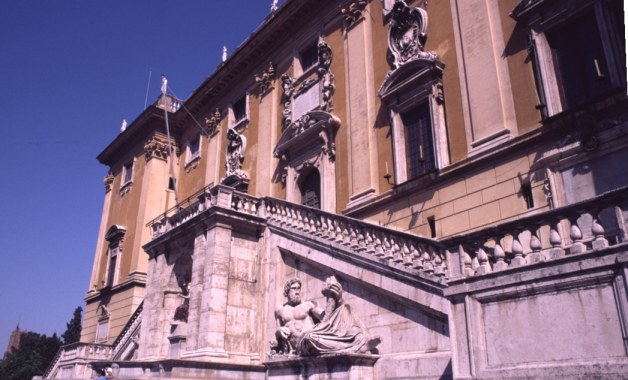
[{"left": 0, "top": 0, "right": 278, "bottom": 355}]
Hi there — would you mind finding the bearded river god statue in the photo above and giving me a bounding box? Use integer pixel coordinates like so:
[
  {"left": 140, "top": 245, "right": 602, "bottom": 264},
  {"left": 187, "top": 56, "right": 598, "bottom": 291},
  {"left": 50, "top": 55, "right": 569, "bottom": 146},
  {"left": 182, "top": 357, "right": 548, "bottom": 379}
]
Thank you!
[{"left": 270, "top": 276, "right": 381, "bottom": 357}]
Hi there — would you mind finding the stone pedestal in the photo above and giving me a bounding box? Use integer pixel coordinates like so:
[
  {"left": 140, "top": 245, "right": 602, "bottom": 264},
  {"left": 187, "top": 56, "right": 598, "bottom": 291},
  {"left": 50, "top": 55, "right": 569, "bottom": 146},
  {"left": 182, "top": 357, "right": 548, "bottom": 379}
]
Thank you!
[
  {"left": 168, "top": 322, "right": 187, "bottom": 359},
  {"left": 265, "top": 354, "right": 379, "bottom": 380}
]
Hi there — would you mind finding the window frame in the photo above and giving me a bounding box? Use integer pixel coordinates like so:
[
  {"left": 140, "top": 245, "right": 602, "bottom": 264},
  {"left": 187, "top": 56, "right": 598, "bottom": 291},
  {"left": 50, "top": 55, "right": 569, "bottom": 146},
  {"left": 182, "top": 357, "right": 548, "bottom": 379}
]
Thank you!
[
  {"left": 185, "top": 134, "right": 202, "bottom": 167},
  {"left": 514, "top": 0, "right": 625, "bottom": 117},
  {"left": 229, "top": 93, "right": 249, "bottom": 129},
  {"left": 121, "top": 159, "right": 135, "bottom": 188}
]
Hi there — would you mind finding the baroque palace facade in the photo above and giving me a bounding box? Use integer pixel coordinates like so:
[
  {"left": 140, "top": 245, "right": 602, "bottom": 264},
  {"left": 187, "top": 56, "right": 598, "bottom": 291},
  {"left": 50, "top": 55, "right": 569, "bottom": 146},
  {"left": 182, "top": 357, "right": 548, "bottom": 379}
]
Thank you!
[{"left": 44, "top": 0, "right": 628, "bottom": 379}]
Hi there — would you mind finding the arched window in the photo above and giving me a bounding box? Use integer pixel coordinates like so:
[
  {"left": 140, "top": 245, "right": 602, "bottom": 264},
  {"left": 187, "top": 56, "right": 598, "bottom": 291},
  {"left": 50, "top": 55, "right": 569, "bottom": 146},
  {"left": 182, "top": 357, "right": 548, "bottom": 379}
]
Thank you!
[{"left": 299, "top": 169, "right": 321, "bottom": 209}]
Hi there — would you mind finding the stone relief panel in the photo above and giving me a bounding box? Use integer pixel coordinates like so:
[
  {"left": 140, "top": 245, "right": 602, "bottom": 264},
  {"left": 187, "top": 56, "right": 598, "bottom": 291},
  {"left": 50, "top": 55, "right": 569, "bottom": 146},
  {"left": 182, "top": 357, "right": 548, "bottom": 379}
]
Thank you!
[
  {"left": 255, "top": 62, "right": 276, "bottom": 94},
  {"left": 203, "top": 108, "right": 221, "bottom": 137},
  {"left": 144, "top": 136, "right": 169, "bottom": 162},
  {"left": 341, "top": 0, "right": 368, "bottom": 29}
]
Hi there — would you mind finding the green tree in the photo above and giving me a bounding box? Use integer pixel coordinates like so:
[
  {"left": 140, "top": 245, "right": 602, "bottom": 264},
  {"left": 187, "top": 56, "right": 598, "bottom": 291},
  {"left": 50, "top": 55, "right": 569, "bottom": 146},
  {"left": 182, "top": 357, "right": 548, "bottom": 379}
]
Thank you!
[
  {"left": 0, "top": 332, "right": 61, "bottom": 380},
  {"left": 61, "top": 306, "right": 83, "bottom": 344}
]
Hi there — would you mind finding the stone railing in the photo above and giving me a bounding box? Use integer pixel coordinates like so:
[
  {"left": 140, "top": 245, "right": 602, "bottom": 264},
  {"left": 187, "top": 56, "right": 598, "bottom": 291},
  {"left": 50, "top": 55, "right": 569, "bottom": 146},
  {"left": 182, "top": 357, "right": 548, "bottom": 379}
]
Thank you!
[
  {"left": 43, "top": 342, "right": 112, "bottom": 378},
  {"left": 442, "top": 186, "right": 628, "bottom": 279},
  {"left": 261, "top": 197, "right": 447, "bottom": 280},
  {"left": 148, "top": 184, "right": 214, "bottom": 238}
]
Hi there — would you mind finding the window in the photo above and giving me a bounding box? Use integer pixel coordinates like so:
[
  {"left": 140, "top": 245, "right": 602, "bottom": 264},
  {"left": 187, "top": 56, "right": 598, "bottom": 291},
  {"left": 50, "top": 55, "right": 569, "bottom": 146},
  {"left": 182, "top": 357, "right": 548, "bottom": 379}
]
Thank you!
[
  {"left": 513, "top": 0, "right": 625, "bottom": 116},
  {"left": 230, "top": 94, "right": 248, "bottom": 128},
  {"left": 121, "top": 160, "right": 134, "bottom": 187},
  {"left": 106, "top": 245, "right": 119, "bottom": 287},
  {"left": 378, "top": 0, "right": 449, "bottom": 185},
  {"left": 186, "top": 135, "right": 201, "bottom": 165},
  {"left": 104, "top": 225, "right": 125, "bottom": 288},
  {"left": 299, "top": 43, "right": 319, "bottom": 73},
  {"left": 300, "top": 169, "right": 321, "bottom": 209},
  {"left": 402, "top": 103, "right": 435, "bottom": 179}
]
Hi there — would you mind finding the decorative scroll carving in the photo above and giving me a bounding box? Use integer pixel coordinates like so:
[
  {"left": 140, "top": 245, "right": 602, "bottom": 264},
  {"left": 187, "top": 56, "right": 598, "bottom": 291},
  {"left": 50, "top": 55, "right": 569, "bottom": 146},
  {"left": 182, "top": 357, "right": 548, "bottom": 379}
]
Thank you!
[
  {"left": 144, "top": 136, "right": 169, "bottom": 162},
  {"left": 317, "top": 40, "right": 335, "bottom": 112},
  {"left": 280, "top": 38, "right": 336, "bottom": 133},
  {"left": 270, "top": 276, "right": 381, "bottom": 357},
  {"left": 274, "top": 111, "right": 340, "bottom": 163},
  {"left": 204, "top": 108, "right": 222, "bottom": 137},
  {"left": 224, "top": 128, "right": 247, "bottom": 180},
  {"left": 387, "top": 1, "right": 437, "bottom": 70},
  {"left": 104, "top": 172, "right": 114, "bottom": 193},
  {"left": 255, "top": 62, "right": 276, "bottom": 93},
  {"left": 281, "top": 74, "right": 294, "bottom": 131},
  {"left": 341, "top": 0, "right": 368, "bottom": 29}
]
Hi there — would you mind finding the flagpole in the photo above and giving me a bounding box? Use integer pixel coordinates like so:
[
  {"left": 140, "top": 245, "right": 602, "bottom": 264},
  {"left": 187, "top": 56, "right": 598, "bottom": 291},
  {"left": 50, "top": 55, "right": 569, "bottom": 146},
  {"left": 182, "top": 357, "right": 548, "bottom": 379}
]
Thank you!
[{"left": 161, "top": 75, "right": 180, "bottom": 206}]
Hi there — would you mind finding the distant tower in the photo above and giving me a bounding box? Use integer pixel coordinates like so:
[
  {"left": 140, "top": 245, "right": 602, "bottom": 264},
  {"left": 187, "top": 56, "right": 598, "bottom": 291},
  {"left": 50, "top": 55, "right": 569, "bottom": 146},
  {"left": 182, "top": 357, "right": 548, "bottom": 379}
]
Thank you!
[
  {"left": 4, "top": 324, "right": 22, "bottom": 358},
  {"left": 222, "top": 46, "right": 228, "bottom": 63}
]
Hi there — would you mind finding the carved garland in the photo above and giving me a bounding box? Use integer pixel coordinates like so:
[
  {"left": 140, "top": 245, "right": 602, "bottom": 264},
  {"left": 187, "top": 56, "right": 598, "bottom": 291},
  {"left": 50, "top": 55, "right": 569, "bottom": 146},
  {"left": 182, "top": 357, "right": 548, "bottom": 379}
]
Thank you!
[{"left": 104, "top": 171, "right": 114, "bottom": 193}]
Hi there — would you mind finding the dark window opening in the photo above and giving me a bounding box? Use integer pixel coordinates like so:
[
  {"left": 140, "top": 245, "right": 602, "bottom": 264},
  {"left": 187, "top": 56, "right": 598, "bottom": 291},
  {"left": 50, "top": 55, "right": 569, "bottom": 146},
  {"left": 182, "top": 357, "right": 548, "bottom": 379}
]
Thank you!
[
  {"left": 300, "top": 170, "right": 321, "bottom": 209},
  {"left": 106, "top": 246, "right": 118, "bottom": 287},
  {"left": 522, "top": 182, "right": 534, "bottom": 209},
  {"left": 546, "top": 8, "right": 613, "bottom": 109},
  {"left": 122, "top": 161, "right": 133, "bottom": 184},
  {"left": 427, "top": 216, "right": 436, "bottom": 238},
  {"left": 300, "top": 43, "right": 319, "bottom": 72},
  {"left": 168, "top": 177, "right": 176, "bottom": 191},
  {"left": 402, "top": 102, "right": 435, "bottom": 179},
  {"left": 189, "top": 136, "right": 200, "bottom": 160},
  {"left": 233, "top": 96, "right": 247, "bottom": 123}
]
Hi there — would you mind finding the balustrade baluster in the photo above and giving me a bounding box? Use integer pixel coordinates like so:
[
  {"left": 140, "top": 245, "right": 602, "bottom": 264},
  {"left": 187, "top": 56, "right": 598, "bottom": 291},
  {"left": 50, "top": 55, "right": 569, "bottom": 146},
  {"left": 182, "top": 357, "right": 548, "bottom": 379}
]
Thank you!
[
  {"left": 528, "top": 226, "right": 543, "bottom": 264},
  {"left": 308, "top": 212, "right": 317, "bottom": 234},
  {"left": 356, "top": 227, "right": 366, "bottom": 251},
  {"left": 321, "top": 216, "right": 330, "bottom": 239},
  {"left": 342, "top": 222, "right": 351, "bottom": 246},
  {"left": 365, "top": 230, "right": 376, "bottom": 255},
  {"left": 335, "top": 219, "right": 344, "bottom": 243},
  {"left": 569, "top": 216, "right": 586, "bottom": 254},
  {"left": 402, "top": 240, "right": 413, "bottom": 267},
  {"left": 422, "top": 248, "right": 434, "bottom": 273},
  {"left": 349, "top": 224, "right": 359, "bottom": 249},
  {"left": 461, "top": 245, "right": 474, "bottom": 277},
  {"left": 510, "top": 231, "right": 526, "bottom": 267},
  {"left": 374, "top": 232, "right": 384, "bottom": 257},
  {"left": 433, "top": 253, "right": 445, "bottom": 277},
  {"left": 382, "top": 235, "right": 393, "bottom": 260},
  {"left": 591, "top": 215, "right": 609, "bottom": 250},
  {"left": 548, "top": 218, "right": 564, "bottom": 259},
  {"left": 475, "top": 247, "right": 492, "bottom": 275},
  {"left": 493, "top": 238, "right": 508, "bottom": 271},
  {"left": 392, "top": 237, "right": 403, "bottom": 263},
  {"left": 412, "top": 243, "right": 423, "bottom": 270},
  {"left": 298, "top": 209, "right": 306, "bottom": 230}
]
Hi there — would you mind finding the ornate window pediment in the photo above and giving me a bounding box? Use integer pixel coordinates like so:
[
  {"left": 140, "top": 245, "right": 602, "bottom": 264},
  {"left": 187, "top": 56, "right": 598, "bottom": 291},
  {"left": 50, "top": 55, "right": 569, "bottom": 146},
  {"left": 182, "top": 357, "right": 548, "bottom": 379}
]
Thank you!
[
  {"left": 274, "top": 110, "right": 340, "bottom": 162},
  {"left": 378, "top": 0, "right": 449, "bottom": 184}
]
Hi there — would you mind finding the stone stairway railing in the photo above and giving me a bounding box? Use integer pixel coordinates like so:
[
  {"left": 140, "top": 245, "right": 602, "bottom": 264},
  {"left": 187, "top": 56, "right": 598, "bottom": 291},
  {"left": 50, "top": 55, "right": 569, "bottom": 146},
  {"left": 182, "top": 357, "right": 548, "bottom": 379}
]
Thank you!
[
  {"left": 261, "top": 197, "right": 447, "bottom": 280},
  {"left": 148, "top": 183, "right": 628, "bottom": 283},
  {"left": 43, "top": 342, "right": 112, "bottom": 378},
  {"left": 442, "top": 186, "right": 628, "bottom": 279}
]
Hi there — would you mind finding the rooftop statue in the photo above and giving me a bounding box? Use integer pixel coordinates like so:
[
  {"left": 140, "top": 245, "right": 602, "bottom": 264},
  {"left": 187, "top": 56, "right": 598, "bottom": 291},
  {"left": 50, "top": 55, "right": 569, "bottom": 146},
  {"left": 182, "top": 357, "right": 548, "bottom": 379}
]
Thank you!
[{"left": 271, "top": 276, "right": 381, "bottom": 357}]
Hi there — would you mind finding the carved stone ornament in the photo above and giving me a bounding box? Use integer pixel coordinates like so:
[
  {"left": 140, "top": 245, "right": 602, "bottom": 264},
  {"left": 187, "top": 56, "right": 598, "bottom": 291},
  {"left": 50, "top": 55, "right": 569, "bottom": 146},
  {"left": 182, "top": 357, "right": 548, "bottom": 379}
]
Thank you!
[
  {"left": 144, "top": 136, "right": 169, "bottom": 162},
  {"left": 104, "top": 171, "right": 114, "bottom": 193},
  {"left": 274, "top": 110, "right": 340, "bottom": 163},
  {"left": 387, "top": 1, "right": 437, "bottom": 69},
  {"left": 204, "top": 108, "right": 222, "bottom": 137},
  {"left": 255, "top": 62, "right": 276, "bottom": 94},
  {"left": 341, "top": 0, "right": 368, "bottom": 29},
  {"left": 281, "top": 74, "right": 294, "bottom": 130},
  {"left": 317, "top": 40, "right": 335, "bottom": 113}
]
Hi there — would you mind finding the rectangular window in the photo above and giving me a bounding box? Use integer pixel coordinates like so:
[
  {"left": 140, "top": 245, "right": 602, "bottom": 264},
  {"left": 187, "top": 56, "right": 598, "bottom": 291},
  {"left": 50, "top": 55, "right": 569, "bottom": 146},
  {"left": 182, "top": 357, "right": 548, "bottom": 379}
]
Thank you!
[
  {"left": 546, "top": 9, "right": 613, "bottom": 110},
  {"left": 106, "top": 245, "right": 119, "bottom": 287},
  {"left": 402, "top": 103, "right": 435, "bottom": 179},
  {"left": 299, "top": 43, "right": 319, "bottom": 73},
  {"left": 232, "top": 96, "right": 247, "bottom": 124},
  {"left": 122, "top": 161, "right": 134, "bottom": 186},
  {"left": 187, "top": 136, "right": 201, "bottom": 163}
]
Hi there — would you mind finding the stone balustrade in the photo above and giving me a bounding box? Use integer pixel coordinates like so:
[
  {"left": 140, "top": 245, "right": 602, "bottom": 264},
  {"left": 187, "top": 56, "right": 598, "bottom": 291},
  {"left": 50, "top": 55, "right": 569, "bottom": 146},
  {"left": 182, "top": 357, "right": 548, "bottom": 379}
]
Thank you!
[
  {"left": 261, "top": 197, "right": 447, "bottom": 280},
  {"left": 43, "top": 342, "right": 112, "bottom": 378},
  {"left": 442, "top": 186, "right": 628, "bottom": 279}
]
